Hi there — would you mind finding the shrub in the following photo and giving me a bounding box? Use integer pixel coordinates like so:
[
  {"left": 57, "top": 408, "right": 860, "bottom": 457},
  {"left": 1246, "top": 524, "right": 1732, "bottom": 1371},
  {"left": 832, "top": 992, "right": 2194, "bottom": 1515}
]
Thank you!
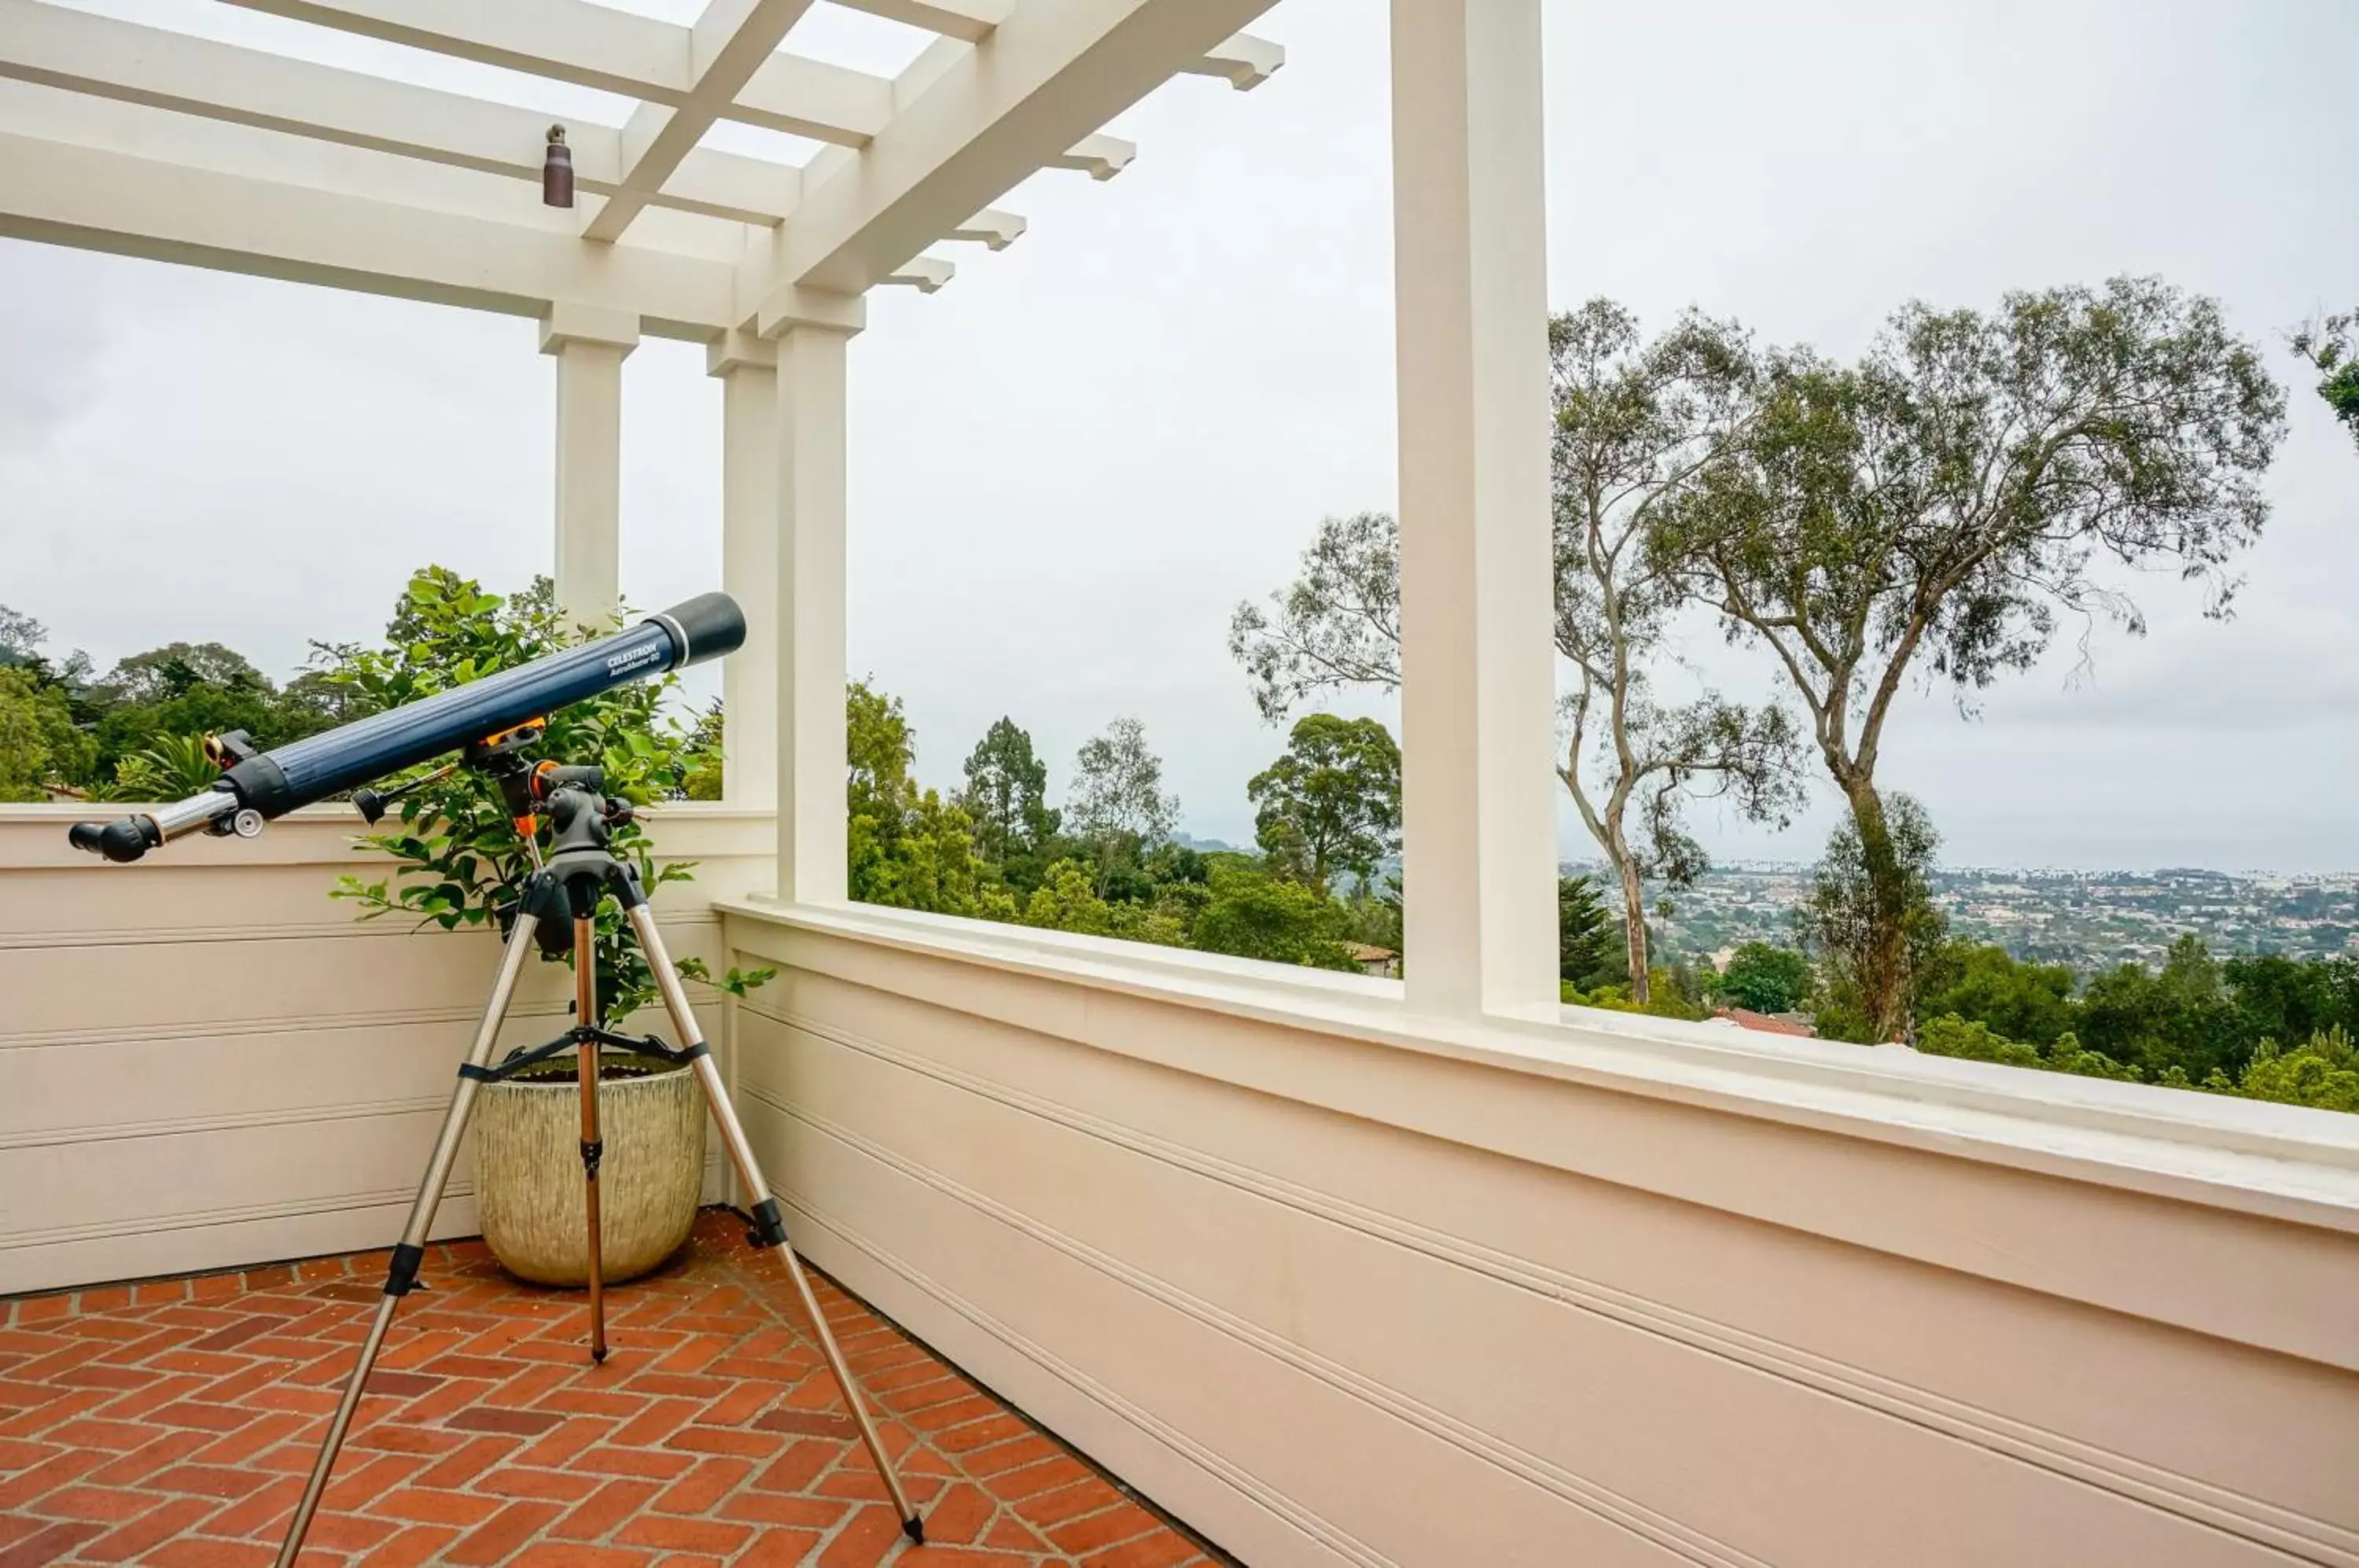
[{"left": 326, "top": 568, "right": 767, "bottom": 1021}]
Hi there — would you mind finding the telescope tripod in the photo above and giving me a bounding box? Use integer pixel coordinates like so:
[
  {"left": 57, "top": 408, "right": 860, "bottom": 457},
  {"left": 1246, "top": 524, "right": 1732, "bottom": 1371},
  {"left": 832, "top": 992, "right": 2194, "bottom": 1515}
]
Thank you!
[{"left": 273, "top": 777, "right": 922, "bottom": 1565}]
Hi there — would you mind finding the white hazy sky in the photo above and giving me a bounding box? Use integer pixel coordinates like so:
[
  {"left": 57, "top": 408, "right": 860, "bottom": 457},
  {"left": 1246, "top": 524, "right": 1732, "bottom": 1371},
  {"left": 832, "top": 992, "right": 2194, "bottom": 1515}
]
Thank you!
[{"left": 2, "top": 0, "right": 2354, "bottom": 872}]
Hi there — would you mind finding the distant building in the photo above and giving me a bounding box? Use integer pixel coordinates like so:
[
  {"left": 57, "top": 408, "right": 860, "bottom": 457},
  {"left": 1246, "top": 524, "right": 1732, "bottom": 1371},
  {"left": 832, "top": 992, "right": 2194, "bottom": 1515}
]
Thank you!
[
  {"left": 1345, "top": 944, "right": 1400, "bottom": 978},
  {"left": 1708, "top": 1007, "right": 1815, "bottom": 1039}
]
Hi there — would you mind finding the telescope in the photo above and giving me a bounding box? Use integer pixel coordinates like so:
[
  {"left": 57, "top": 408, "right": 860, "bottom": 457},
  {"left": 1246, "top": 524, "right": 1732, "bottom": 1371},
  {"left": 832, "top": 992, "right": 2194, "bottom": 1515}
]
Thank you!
[
  {"left": 60, "top": 584, "right": 931, "bottom": 1556},
  {"left": 68, "top": 592, "right": 745, "bottom": 862}
]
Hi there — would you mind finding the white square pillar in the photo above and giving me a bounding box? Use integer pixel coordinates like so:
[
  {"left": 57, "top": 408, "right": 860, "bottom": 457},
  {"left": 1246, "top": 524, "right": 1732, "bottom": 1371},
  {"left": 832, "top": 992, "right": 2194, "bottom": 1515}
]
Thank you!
[
  {"left": 539, "top": 303, "right": 639, "bottom": 632},
  {"left": 1390, "top": 0, "right": 1560, "bottom": 1021},
  {"left": 767, "top": 296, "right": 863, "bottom": 904},
  {"left": 708, "top": 329, "right": 779, "bottom": 812}
]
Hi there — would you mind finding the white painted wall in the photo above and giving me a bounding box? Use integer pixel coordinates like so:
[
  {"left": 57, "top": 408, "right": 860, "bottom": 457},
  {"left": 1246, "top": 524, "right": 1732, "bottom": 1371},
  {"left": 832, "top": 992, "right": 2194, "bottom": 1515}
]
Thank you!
[
  {"left": 719, "top": 900, "right": 2359, "bottom": 1568},
  {"left": 0, "top": 804, "right": 766, "bottom": 1295}
]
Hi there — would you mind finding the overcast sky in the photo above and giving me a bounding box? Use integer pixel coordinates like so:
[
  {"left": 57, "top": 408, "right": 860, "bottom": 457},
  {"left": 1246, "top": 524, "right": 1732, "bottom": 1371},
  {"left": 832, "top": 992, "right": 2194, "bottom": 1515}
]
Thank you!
[{"left": 3, "top": 0, "right": 2355, "bottom": 872}]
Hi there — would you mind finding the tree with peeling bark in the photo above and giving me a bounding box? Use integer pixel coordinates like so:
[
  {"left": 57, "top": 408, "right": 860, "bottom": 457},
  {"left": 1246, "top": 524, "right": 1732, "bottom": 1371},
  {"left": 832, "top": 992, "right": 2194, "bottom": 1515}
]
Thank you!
[
  {"left": 1663, "top": 276, "right": 2287, "bottom": 1040},
  {"left": 1229, "top": 304, "right": 1805, "bottom": 1003},
  {"left": 1549, "top": 301, "right": 1804, "bottom": 1001}
]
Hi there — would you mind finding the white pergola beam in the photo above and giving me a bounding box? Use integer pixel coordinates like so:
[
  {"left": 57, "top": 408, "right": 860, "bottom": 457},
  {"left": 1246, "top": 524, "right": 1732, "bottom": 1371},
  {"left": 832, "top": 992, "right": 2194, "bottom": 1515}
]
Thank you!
[
  {"left": 828, "top": 0, "right": 1009, "bottom": 43},
  {"left": 0, "top": 2, "right": 800, "bottom": 227},
  {"left": 1180, "top": 31, "right": 1284, "bottom": 90},
  {"left": 222, "top": 0, "right": 689, "bottom": 101},
  {"left": 221, "top": 0, "right": 892, "bottom": 148},
  {"left": 768, "top": 0, "right": 1269, "bottom": 302},
  {"left": 581, "top": 0, "right": 816, "bottom": 242},
  {"left": 0, "top": 127, "right": 735, "bottom": 335}
]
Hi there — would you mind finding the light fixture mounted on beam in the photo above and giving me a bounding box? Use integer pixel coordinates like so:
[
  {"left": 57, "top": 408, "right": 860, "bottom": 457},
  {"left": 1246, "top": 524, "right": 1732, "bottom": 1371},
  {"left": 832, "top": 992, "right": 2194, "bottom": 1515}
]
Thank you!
[{"left": 543, "top": 125, "right": 573, "bottom": 208}]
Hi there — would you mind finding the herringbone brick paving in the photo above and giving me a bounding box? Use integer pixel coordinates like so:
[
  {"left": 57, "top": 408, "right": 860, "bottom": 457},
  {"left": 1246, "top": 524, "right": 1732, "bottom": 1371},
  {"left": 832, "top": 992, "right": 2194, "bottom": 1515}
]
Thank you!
[{"left": 0, "top": 1210, "right": 1222, "bottom": 1568}]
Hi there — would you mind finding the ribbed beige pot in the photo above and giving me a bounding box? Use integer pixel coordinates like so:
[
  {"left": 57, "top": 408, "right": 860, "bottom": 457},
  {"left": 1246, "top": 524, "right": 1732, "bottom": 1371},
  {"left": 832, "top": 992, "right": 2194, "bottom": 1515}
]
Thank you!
[{"left": 473, "top": 1055, "right": 705, "bottom": 1286}]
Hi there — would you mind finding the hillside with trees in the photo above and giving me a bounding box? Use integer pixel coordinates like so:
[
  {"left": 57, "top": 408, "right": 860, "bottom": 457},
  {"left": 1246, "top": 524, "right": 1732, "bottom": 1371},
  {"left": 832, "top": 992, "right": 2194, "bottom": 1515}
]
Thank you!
[{"left": 6, "top": 273, "right": 2352, "bottom": 1117}]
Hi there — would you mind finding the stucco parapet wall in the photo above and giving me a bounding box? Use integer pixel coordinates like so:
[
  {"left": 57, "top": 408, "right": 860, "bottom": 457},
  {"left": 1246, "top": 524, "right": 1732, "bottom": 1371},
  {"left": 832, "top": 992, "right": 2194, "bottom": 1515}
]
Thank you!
[{"left": 718, "top": 895, "right": 2359, "bottom": 1370}]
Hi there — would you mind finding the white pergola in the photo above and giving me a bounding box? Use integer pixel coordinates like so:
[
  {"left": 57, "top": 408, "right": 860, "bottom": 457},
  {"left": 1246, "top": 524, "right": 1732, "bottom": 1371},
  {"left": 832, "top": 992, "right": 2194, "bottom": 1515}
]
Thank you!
[{"left": 0, "top": 0, "right": 1564, "bottom": 1022}]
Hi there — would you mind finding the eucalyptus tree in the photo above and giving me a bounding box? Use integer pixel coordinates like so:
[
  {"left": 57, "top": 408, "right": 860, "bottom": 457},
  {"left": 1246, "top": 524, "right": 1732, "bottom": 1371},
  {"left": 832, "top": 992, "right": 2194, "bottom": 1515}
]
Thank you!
[
  {"left": 2291, "top": 307, "right": 2358, "bottom": 451},
  {"left": 1070, "top": 716, "right": 1180, "bottom": 892},
  {"left": 1227, "top": 511, "right": 1399, "bottom": 724},
  {"left": 1549, "top": 302, "right": 1802, "bottom": 998},
  {"left": 1665, "top": 276, "right": 2287, "bottom": 1040},
  {"left": 1229, "top": 303, "right": 1803, "bottom": 1001}
]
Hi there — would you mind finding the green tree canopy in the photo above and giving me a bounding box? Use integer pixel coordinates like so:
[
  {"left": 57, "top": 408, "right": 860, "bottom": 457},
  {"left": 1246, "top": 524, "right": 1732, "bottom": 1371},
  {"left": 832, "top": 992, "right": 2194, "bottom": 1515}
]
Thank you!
[
  {"left": 959, "top": 716, "right": 1058, "bottom": 867},
  {"left": 0, "top": 605, "right": 49, "bottom": 665},
  {"left": 2291, "top": 309, "right": 2359, "bottom": 452},
  {"left": 0, "top": 666, "right": 92, "bottom": 801},
  {"left": 1246, "top": 713, "right": 1400, "bottom": 889},
  {"left": 2077, "top": 933, "right": 2246, "bottom": 1084},
  {"left": 1227, "top": 511, "right": 1400, "bottom": 724},
  {"left": 1667, "top": 276, "right": 2286, "bottom": 1038},
  {"left": 846, "top": 679, "right": 998, "bottom": 918},
  {"left": 1917, "top": 941, "right": 2077, "bottom": 1047},
  {"left": 1713, "top": 942, "right": 1812, "bottom": 1014},
  {"left": 1800, "top": 793, "right": 1947, "bottom": 1042},
  {"left": 1557, "top": 874, "right": 1623, "bottom": 989},
  {"left": 1069, "top": 716, "right": 1178, "bottom": 893},
  {"left": 1189, "top": 863, "right": 1356, "bottom": 970}
]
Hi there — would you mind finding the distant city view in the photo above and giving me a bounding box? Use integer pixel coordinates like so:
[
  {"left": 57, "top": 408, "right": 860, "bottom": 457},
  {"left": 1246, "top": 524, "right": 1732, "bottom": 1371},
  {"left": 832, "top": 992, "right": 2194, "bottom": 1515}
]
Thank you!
[{"left": 1584, "top": 860, "right": 2359, "bottom": 973}]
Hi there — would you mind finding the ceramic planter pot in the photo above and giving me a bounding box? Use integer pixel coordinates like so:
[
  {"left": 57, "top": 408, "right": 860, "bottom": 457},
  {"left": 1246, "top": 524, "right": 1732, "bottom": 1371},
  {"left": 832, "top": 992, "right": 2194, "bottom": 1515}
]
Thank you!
[{"left": 473, "top": 1054, "right": 705, "bottom": 1286}]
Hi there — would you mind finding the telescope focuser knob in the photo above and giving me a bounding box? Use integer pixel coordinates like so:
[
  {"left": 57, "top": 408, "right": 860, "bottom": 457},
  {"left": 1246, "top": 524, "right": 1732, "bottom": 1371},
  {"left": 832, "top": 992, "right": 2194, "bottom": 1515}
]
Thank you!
[{"left": 202, "top": 731, "right": 259, "bottom": 770}]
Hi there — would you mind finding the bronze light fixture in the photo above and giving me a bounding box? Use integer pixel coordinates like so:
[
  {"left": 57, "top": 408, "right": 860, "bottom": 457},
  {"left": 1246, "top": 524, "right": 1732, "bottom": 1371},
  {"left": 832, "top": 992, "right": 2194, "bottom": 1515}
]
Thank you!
[{"left": 543, "top": 125, "right": 573, "bottom": 208}]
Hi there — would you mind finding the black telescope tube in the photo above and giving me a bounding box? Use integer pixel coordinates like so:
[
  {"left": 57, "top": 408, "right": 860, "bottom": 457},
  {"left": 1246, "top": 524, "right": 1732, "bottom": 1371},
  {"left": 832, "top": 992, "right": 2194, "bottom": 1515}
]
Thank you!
[{"left": 68, "top": 593, "right": 744, "bottom": 861}]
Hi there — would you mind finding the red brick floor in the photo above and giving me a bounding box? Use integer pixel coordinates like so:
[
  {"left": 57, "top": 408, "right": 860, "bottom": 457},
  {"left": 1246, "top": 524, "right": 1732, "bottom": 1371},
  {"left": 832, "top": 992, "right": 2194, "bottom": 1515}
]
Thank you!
[{"left": 0, "top": 1211, "right": 1224, "bottom": 1568}]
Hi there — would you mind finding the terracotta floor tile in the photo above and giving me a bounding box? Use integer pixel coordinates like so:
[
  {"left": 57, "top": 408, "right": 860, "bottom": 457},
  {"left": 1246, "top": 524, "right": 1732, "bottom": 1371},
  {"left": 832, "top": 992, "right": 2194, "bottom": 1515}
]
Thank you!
[{"left": 0, "top": 1210, "right": 1224, "bottom": 1568}]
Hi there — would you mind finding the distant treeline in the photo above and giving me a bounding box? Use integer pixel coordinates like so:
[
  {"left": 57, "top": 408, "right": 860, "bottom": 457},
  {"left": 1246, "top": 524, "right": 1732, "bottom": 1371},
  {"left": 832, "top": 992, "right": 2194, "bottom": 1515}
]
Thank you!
[{"left": 1618, "top": 927, "right": 2359, "bottom": 1114}]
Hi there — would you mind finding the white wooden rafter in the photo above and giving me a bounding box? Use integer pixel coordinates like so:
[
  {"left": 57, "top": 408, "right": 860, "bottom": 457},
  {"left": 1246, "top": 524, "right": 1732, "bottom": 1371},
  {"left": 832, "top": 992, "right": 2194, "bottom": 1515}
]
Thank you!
[
  {"left": 828, "top": 0, "right": 1008, "bottom": 43},
  {"left": 764, "top": 0, "right": 1278, "bottom": 304},
  {"left": 580, "top": 0, "right": 819, "bottom": 242},
  {"left": 0, "top": 126, "right": 739, "bottom": 335},
  {"left": 0, "top": 0, "right": 1282, "bottom": 328},
  {"left": 0, "top": 1, "right": 802, "bottom": 226},
  {"left": 212, "top": 0, "right": 1275, "bottom": 163}
]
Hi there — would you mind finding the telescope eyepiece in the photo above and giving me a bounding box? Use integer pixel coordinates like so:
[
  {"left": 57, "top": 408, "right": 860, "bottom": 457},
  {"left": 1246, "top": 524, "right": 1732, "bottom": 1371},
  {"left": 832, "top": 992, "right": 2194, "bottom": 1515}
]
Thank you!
[{"left": 69, "top": 815, "right": 162, "bottom": 863}]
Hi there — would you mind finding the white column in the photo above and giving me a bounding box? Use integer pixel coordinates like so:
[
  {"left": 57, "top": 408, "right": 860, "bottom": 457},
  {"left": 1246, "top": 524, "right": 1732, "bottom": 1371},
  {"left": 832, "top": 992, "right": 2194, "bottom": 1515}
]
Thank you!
[
  {"left": 539, "top": 303, "right": 639, "bottom": 631},
  {"left": 708, "top": 329, "right": 779, "bottom": 812},
  {"left": 1390, "top": 0, "right": 1559, "bottom": 1021},
  {"left": 768, "top": 301, "right": 863, "bottom": 904}
]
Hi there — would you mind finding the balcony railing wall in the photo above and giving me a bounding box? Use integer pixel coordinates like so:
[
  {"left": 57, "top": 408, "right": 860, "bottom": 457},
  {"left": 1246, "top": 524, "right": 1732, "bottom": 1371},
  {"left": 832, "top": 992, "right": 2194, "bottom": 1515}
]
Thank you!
[
  {"left": 0, "top": 805, "right": 756, "bottom": 1294},
  {"left": 718, "top": 898, "right": 2359, "bottom": 1568}
]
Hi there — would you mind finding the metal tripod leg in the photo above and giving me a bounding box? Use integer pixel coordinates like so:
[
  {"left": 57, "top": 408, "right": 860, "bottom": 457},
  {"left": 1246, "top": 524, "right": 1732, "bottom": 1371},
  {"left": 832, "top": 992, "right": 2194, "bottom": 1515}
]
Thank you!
[
  {"left": 624, "top": 904, "right": 925, "bottom": 1544},
  {"left": 274, "top": 915, "right": 541, "bottom": 1568},
  {"left": 573, "top": 915, "right": 608, "bottom": 1364}
]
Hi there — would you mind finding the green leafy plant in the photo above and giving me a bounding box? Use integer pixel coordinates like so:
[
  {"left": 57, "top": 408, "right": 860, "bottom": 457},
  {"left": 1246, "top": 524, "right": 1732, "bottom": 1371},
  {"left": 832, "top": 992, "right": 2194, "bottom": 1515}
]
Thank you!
[
  {"left": 326, "top": 567, "right": 768, "bottom": 1021},
  {"left": 101, "top": 734, "right": 226, "bottom": 801}
]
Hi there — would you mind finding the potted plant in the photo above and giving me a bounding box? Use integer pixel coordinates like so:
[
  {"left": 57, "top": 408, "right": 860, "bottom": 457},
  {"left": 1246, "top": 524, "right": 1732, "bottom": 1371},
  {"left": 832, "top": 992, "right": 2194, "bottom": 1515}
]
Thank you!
[{"left": 326, "top": 568, "right": 770, "bottom": 1285}]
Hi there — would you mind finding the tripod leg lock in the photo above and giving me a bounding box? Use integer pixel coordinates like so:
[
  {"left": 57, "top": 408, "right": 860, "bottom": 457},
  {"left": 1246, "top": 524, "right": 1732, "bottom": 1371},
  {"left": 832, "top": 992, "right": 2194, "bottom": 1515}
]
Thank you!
[
  {"left": 746, "top": 1198, "right": 789, "bottom": 1251},
  {"left": 580, "top": 1139, "right": 604, "bottom": 1179},
  {"left": 384, "top": 1242, "right": 428, "bottom": 1298}
]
